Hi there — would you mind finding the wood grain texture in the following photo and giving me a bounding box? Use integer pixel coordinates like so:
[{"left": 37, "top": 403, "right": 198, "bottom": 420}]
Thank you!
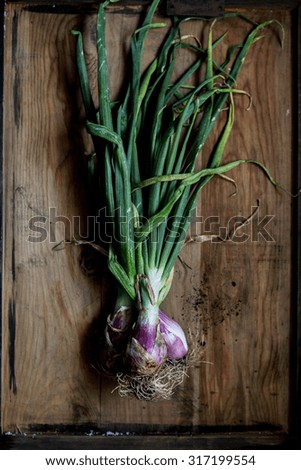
[
  {"left": 1, "top": 4, "right": 294, "bottom": 434},
  {"left": 2, "top": 6, "right": 104, "bottom": 431},
  {"left": 293, "top": 4, "right": 301, "bottom": 438},
  {"left": 5, "top": 0, "right": 301, "bottom": 7},
  {"left": 0, "top": 431, "right": 293, "bottom": 450}
]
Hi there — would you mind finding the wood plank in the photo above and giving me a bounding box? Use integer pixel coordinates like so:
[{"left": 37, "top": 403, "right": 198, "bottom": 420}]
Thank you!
[
  {"left": 5, "top": 0, "right": 301, "bottom": 7},
  {"left": 227, "top": 0, "right": 300, "bottom": 6},
  {"left": 2, "top": 6, "right": 104, "bottom": 431},
  {"left": 293, "top": 4, "right": 301, "bottom": 438},
  {"left": 95, "top": 9, "right": 293, "bottom": 430},
  {"left": 0, "top": 432, "right": 293, "bottom": 450},
  {"left": 1, "top": 3, "right": 294, "bottom": 434},
  {"left": 0, "top": 0, "right": 4, "bottom": 434},
  {"left": 6, "top": 0, "right": 149, "bottom": 3}
]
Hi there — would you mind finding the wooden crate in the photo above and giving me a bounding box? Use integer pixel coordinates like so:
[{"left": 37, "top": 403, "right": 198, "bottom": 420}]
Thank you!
[{"left": 0, "top": 0, "right": 300, "bottom": 449}]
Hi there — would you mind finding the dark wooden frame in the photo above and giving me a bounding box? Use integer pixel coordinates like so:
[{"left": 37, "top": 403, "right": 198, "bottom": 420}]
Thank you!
[
  {"left": 0, "top": 0, "right": 300, "bottom": 450},
  {"left": 3, "top": 0, "right": 301, "bottom": 6}
]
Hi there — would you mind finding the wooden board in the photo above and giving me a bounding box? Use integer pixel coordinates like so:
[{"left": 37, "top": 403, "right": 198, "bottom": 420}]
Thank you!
[
  {"left": 0, "top": 431, "right": 293, "bottom": 450},
  {"left": 1, "top": 1, "right": 299, "bottom": 441}
]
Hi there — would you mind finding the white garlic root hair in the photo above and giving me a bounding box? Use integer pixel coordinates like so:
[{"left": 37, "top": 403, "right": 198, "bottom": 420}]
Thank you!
[{"left": 114, "top": 358, "right": 189, "bottom": 401}]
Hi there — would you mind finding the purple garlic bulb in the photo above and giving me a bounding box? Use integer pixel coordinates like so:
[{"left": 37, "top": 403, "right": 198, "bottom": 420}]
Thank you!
[
  {"left": 159, "top": 310, "right": 188, "bottom": 360},
  {"left": 126, "top": 305, "right": 167, "bottom": 375},
  {"left": 99, "top": 305, "right": 134, "bottom": 374},
  {"left": 105, "top": 306, "right": 134, "bottom": 351}
]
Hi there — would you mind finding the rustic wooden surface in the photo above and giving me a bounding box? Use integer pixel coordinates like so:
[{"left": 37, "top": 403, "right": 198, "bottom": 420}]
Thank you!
[
  {"left": 5, "top": 0, "right": 301, "bottom": 7},
  {"left": 294, "top": 3, "right": 301, "bottom": 439},
  {"left": 0, "top": 431, "right": 294, "bottom": 450},
  {"left": 1, "top": 3, "right": 294, "bottom": 435}
]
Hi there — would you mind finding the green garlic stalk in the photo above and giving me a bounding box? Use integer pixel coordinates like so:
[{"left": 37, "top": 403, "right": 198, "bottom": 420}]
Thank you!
[{"left": 71, "top": 0, "right": 283, "bottom": 400}]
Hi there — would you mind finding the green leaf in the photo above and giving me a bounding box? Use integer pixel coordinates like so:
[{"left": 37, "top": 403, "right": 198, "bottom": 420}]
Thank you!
[
  {"left": 96, "top": 3, "right": 113, "bottom": 129},
  {"left": 70, "top": 30, "right": 96, "bottom": 122},
  {"left": 87, "top": 121, "right": 136, "bottom": 277},
  {"left": 108, "top": 248, "right": 136, "bottom": 300}
]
